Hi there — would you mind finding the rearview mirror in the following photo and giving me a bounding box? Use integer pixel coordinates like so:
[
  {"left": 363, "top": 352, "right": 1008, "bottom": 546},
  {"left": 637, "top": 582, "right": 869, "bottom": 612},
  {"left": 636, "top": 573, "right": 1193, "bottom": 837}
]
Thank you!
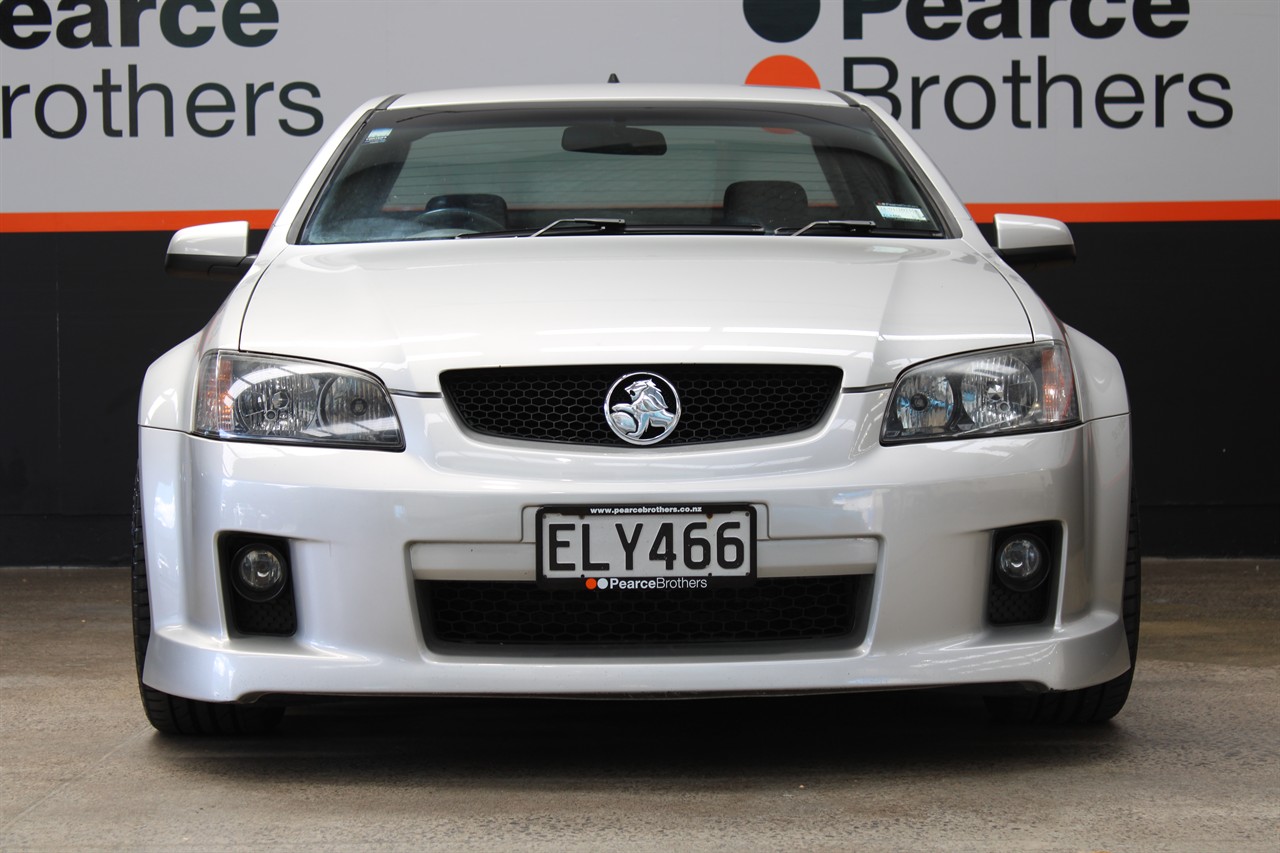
[
  {"left": 562, "top": 124, "right": 667, "bottom": 156},
  {"left": 165, "top": 221, "right": 255, "bottom": 281}
]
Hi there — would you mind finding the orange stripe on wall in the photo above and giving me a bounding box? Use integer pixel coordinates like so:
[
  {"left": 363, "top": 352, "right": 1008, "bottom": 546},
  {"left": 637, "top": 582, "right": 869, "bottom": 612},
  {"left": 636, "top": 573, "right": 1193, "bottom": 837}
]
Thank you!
[
  {"left": 0, "top": 201, "right": 1276, "bottom": 233},
  {"left": 0, "top": 210, "right": 278, "bottom": 233},
  {"left": 966, "top": 200, "right": 1280, "bottom": 224}
]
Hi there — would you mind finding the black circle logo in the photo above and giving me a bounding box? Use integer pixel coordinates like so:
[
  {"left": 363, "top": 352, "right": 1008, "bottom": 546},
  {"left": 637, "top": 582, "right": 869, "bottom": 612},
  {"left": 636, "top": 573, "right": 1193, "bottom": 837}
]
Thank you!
[{"left": 743, "top": 0, "right": 821, "bottom": 44}]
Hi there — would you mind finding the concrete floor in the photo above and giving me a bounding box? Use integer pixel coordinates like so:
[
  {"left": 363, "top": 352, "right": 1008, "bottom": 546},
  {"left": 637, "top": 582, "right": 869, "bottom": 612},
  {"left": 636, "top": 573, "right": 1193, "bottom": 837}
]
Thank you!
[{"left": 1, "top": 560, "right": 1277, "bottom": 852}]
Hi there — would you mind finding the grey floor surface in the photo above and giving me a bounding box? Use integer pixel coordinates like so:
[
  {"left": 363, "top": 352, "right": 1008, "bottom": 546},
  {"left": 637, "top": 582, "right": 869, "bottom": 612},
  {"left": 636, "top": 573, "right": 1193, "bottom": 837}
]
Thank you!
[{"left": 1, "top": 559, "right": 1277, "bottom": 852}]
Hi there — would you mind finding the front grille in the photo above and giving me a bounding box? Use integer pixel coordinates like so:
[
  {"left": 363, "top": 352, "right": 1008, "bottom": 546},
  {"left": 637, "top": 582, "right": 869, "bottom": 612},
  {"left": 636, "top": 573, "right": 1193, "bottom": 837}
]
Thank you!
[
  {"left": 418, "top": 576, "right": 866, "bottom": 647},
  {"left": 440, "top": 364, "right": 842, "bottom": 446}
]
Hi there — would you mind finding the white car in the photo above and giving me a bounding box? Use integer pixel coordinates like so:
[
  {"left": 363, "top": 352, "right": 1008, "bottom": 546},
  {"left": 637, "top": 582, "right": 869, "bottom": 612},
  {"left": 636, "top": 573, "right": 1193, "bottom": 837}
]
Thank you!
[{"left": 135, "top": 84, "right": 1138, "bottom": 734}]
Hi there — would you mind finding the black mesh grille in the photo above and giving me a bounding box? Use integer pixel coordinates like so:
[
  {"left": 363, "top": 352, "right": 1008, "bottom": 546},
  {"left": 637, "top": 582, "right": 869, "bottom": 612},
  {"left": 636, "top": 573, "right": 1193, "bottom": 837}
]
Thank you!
[
  {"left": 439, "top": 364, "right": 842, "bottom": 446},
  {"left": 987, "top": 580, "right": 1050, "bottom": 625},
  {"left": 229, "top": 587, "right": 297, "bottom": 636},
  {"left": 419, "top": 576, "right": 864, "bottom": 646}
]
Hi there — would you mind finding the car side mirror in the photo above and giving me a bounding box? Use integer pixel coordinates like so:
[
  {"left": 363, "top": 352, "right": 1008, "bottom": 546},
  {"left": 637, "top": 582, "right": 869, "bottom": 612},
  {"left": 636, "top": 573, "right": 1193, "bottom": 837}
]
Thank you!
[
  {"left": 165, "top": 221, "right": 256, "bottom": 281},
  {"left": 992, "top": 214, "right": 1076, "bottom": 268}
]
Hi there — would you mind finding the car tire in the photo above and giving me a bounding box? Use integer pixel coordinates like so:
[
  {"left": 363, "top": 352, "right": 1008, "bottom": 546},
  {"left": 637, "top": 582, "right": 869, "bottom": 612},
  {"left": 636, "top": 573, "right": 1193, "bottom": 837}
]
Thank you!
[
  {"left": 985, "top": 478, "right": 1141, "bottom": 725},
  {"left": 132, "top": 472, "right": 285, "bottom": 735}
]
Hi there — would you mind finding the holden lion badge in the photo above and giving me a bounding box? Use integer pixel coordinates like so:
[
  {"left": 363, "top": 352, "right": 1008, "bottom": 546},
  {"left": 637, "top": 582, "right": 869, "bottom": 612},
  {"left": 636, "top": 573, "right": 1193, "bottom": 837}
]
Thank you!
[{"left": 605, "top": 372, "right": 681, "bottom": 445}]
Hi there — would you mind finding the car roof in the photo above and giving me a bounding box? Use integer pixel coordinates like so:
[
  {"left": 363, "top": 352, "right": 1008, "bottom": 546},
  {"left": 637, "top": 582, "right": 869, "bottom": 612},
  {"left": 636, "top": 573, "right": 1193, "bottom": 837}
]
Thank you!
[{"left": 387, "top": 83, "right": 858, "bottom": 110}]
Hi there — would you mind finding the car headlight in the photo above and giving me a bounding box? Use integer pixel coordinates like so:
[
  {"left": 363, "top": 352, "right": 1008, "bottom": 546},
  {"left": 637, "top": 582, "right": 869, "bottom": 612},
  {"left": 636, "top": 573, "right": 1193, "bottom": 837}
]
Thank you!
[
  {"left": 194, "top": 351, "right": 404, "bottom": 449},
  {"left": 881, "top": 342, "right": 1078, "bottom": 444}
]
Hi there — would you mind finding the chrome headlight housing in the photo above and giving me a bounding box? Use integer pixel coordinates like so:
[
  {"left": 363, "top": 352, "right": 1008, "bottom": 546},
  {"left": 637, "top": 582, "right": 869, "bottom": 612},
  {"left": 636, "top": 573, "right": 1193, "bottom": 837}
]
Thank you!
[
  {"left": 882, "top": 342, "right": 1079, "bottom": 444},
  {"left": 194, "top": 351, "right": 403, "bottom": 450}
]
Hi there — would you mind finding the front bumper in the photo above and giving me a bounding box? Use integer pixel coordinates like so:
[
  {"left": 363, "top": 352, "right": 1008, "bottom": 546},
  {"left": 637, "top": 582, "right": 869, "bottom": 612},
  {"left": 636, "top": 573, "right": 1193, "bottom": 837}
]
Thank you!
[{"left": 138, "top": 393, "right": 1133, "bottom": 703}]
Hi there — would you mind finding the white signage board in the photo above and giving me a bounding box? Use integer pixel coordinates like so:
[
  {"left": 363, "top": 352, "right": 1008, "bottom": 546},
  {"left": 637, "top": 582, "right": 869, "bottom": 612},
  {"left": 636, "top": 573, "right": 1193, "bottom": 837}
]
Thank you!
[{"left": 1, "top": 0, "right": 1276, "bottom": 225}]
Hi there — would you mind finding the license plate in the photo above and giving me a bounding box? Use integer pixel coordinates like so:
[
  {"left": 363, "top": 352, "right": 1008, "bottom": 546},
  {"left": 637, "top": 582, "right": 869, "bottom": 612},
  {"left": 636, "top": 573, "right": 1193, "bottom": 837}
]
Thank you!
[{"left": 536, "top": 504, "right": 756, "bottom": 590}]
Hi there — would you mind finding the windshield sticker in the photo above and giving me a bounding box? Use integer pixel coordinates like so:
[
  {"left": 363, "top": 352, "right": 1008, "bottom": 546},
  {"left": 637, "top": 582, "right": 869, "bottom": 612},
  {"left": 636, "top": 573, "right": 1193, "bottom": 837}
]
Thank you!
[
  {"left": 363, "top": 128, "right": 393, "bottom": 145},
  {"left": 876, "top": 203, "right": 928, "bottom": 222}
]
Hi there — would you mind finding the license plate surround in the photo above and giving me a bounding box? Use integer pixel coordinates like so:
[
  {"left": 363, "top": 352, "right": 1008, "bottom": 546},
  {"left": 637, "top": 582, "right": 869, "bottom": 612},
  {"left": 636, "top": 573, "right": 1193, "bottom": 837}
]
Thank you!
[{"left": 535, "top": 503, "right": 757, "bottom": 590}]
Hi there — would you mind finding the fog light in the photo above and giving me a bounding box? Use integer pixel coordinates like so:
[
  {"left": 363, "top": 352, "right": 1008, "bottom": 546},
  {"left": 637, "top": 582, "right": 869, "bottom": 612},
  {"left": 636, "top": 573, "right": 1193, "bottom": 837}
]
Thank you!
[
  {"left": 232, "top": 544, "right": 288, "bottom": 602},
  {"left": 995, "top": 534, "right": 1049, "bottom": 591}
]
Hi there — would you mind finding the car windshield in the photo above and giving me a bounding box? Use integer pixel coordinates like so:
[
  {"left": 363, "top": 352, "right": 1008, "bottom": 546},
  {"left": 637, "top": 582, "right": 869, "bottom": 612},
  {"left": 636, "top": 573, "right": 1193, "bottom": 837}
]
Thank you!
[{"left": 300, "top": 102, "right": 946, "bottom": 244}]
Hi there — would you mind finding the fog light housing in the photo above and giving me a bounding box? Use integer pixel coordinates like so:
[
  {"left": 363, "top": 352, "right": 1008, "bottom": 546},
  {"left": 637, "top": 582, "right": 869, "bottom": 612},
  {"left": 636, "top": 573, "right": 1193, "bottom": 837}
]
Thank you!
[
  {"left": 232, "top": 544, "right": 288, "bottom": 602},
  {"left": 995, "top": 533, "right": 1049, "bottom": 592}
]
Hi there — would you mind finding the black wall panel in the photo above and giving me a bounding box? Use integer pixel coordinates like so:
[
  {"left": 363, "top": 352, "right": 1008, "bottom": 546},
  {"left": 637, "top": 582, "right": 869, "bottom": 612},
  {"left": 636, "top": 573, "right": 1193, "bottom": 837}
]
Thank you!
[
  {"left": 1019, "top": 221, "right": 1279, "bottom": 558},
  {"left": 1, "top": 231, "right": 231, "bottom": 564},
  {"left": 1, "top": 221, "right": 1276, "bottom": 563}
]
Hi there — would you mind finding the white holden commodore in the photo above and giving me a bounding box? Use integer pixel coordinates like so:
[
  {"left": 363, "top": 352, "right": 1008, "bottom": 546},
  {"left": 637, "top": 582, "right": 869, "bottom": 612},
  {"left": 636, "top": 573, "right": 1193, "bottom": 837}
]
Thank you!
[{"left": 135, "top": 83, "right": 1139, "bottom": 734}]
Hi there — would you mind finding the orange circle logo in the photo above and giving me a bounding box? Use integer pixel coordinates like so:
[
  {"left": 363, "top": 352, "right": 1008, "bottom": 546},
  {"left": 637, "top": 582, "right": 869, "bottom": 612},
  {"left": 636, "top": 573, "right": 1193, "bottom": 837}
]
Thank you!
[{"left": 745, "top": 55, "right": 821, "bottom": 89}]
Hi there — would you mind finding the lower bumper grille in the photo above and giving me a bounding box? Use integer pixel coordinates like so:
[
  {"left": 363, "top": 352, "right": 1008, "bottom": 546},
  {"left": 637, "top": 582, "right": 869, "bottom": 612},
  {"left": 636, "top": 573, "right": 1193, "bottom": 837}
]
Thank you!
[
  {"left": 418, "top": 576, "right": 867, "bottom": 647},
  {"left": 987, "top": 578, "right": 1052, "bottom": 625}
]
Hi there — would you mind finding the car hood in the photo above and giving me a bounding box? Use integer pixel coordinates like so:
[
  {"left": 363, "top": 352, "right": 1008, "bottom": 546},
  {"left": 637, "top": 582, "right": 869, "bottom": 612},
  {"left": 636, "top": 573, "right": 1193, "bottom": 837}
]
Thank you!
[{"left": 238, "top": 236, "right": 1030, "bottom": 393}]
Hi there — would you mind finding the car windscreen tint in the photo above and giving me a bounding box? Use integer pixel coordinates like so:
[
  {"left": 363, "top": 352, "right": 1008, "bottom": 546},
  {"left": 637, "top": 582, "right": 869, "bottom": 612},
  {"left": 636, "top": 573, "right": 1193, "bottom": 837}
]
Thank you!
[{"left": 301, "top": 103, "right": 945, "bottom": 244}]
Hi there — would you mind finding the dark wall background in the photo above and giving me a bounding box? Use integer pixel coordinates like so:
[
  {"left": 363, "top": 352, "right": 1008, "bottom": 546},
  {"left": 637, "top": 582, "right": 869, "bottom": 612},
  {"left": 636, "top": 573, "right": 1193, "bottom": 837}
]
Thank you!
[{"left": 2, "top": 220, "right": 1277, "bottom": 564}]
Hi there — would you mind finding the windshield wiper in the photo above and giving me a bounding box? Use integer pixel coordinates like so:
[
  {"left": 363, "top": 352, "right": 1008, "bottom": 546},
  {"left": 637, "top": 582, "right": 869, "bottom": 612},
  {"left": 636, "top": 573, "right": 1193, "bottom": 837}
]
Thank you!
[
  {"left": 530, "top": 218, "right": 627, "bottom": 237},
  {"left": 787, "top": 220, "right": 945, "bottom": 238},
  {"left": 789, "top": 220, "right": 878, "bottom": 237},
  {"left": 452, "top": 219, "right": 627, "bottom": 240},
  {"left": 453, "top": 220, "right": 769, "bottom": 240},
  {"left": 614, "top": 223, "right": 766, "bottom": 235}
]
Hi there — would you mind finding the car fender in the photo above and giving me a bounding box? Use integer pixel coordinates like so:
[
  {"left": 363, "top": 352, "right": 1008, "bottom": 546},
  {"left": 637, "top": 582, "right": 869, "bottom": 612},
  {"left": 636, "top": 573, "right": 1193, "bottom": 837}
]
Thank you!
[
  {"left": 139, "top": 334, "right": 201, "bottom": 432},
  {"left": 1066, "top": 325, "right": 1129, "bottom": 422}
]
